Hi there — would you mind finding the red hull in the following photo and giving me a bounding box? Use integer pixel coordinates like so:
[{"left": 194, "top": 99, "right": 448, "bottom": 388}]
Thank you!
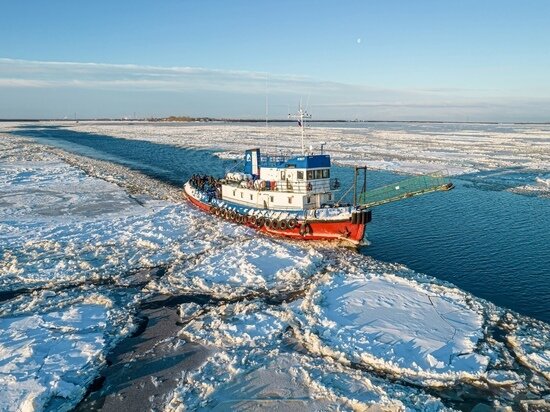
[{"left": 184, "top": 186, "right": 367, "bottom": 246}]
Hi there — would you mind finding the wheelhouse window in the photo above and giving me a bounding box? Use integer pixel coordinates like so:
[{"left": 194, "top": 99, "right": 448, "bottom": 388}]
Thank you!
[
  {"left": 297, "top": 171, "right": 304, "bottom": 180},
  {"left": 305, "top": 169, "right": 330, "bottom": 180}
]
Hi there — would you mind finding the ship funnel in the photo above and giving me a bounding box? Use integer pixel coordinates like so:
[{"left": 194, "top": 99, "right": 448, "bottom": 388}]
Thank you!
[{"left": 244, "top": 149, "right": 260, "bottom": 178}]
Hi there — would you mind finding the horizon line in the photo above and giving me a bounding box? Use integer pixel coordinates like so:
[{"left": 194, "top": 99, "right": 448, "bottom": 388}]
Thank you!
[{"left": 2, "top": 118, "right": 550, "bottom": 125}]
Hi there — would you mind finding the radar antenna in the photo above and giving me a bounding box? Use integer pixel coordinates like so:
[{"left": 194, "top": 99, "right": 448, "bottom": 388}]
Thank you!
[{"left": 288, "top": 103, "right": 311, "bottom": 155}]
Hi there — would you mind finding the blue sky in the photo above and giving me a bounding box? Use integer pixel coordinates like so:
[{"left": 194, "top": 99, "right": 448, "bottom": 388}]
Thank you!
[{"left": 1, "top": 0, "right": 549, "bottom": 121}]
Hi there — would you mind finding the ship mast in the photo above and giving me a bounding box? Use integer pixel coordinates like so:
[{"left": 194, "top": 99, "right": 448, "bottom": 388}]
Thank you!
[{"left": 289, "top": 103, "right": 311, "bottom": 155}]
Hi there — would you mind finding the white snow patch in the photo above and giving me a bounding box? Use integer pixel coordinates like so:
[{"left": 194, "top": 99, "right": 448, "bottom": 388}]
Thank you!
[{"left": 508, "top": 321, "right": 550, "bottom": 381}]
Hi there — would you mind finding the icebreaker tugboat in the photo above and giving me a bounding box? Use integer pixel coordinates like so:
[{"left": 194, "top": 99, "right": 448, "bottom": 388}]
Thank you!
[
  {"left": 184, "top": 150, "right": 370, "bottom": 245},
  {"left": 183, "top": 107, "right": 454, "bottom": 246},
  {"left": 183, "top": 108, "right": 371, "bottom": 246}
]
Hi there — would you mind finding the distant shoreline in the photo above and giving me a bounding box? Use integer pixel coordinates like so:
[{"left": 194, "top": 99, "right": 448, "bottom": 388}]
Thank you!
[{"left": 1, "top": 118, "right": 550, "bottom": 125}]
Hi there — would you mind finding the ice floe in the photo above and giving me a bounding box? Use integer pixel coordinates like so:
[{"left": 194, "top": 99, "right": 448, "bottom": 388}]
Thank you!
[
  {"left": 507, "top": 318, "right": 550, "bottom": 381},
  {"left": 0, "top": 299, "right": 125, "bottom": 411},
  {"left": 157, "top": 238, "right": 323, "bottom": 299},
  {"left": 290, "top": 269, "right": 488, "bottom": 382},
  {"left": 170, "top": 254, "right": 550, "bottom": 409},
  {"left": 171, "top": 301, "right": 449, "bottom": 411}
]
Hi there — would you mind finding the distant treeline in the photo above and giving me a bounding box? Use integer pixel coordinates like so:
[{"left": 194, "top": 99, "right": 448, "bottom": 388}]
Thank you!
[{"left": 161, "top": 116, "right": 211, "bottom": 122}]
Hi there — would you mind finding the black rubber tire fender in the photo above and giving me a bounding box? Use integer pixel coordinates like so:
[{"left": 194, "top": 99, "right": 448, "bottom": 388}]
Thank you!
[{"left": 287, "top": 218, "right": 298, "bottom": 229}]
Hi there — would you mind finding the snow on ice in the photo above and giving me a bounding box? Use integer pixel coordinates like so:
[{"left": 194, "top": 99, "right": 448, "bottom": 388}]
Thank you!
[
  {"left": 0, "top": 287, "right": 139, "bottom": 412},
  {"left": 156, "top": 238, "right": 323, "bottom": 299},
  {"left": 172, "top": 301, "right": 449, "bottom": 411},
  {"left": 43, "top": 120, "right": 550, "bottom": 197},
  {"left": 294, "top": 270, "right": 488, "bottom": 379},
  {"left": 0, "top": 304, "right": 106, "bottom": 410},
  {"left": 1, "top": 133, "right": 549, "bottom": 410},
  {"left": 63, "top": 121, "right": 550, "bottom": 180}
]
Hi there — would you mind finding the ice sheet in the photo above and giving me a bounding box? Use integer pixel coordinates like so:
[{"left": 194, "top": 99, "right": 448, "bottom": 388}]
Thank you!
[
  {"left": 171, "top": 301, "right": 449, "bottom": 411},
  {"left": 158, "top": 238, "right": 323, "bottom": 299},
  {"left": 293, "top": 270, "right": 488, "bottom": 380},
  {"left": 58, "top": 121, "right": 550, "bottom": 178},
  {"left": 1, "top": 134, "right": 548, "bottom": 410},
  {"left": 0, "top": 297, "right": 130, "bottom": 412}
]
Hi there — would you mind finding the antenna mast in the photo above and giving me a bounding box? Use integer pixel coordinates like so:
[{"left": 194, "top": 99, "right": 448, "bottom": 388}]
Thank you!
[
  {"left": 265, "top": 73, "right": 269, "bottom": 156},
  {"left": 289, "top": 103, "right": 311, "bottom": 155},
  {"left": 265, "top": 73, "right": 269, "bottom": 130}
]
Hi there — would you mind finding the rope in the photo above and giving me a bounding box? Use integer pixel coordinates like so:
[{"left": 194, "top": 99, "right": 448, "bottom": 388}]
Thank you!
[{"left": 337, "top": 181, "right": 355, "bottom": 205}]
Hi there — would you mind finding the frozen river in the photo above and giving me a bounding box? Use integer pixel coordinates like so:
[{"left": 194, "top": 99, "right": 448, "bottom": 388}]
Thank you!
[
  {"left": 1, "top": 122, "right": 549, "bottom": 411},
  {"left": 11, "top": 122, "right": 550, "bottom": 323}
]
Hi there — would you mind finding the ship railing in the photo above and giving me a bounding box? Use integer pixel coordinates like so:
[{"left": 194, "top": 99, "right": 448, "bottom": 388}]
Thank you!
[
  {"left": 263, "top": 178, "right": 340, "bottom": 193},
  {"left": 224, "top": 178, "right": 340, "bottom": 194}
]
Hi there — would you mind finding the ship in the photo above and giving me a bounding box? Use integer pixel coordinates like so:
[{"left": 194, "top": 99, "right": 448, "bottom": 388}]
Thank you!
[{"left": 183, "top": 108, "right": 454, "bottom": 246}]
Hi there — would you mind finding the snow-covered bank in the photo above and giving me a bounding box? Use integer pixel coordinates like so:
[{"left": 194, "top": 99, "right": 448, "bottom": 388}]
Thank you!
[{"left": 1, "top": 135, "right": 549, "bottom": 410}]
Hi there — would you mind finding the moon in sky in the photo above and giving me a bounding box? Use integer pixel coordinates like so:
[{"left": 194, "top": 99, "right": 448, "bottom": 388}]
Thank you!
[{"left": 357, "top": 38, "right": 362, "bottom": 44}]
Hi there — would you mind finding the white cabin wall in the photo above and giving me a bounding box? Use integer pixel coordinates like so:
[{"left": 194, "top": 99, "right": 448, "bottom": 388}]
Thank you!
[
  {"left": 259, "top": 168, "right": 279, "bottom": 181},
  {"left": 222, "top": 185, "right": 307, "bottom": 211},
  {"left": 222, "top": 163, "right": 335, "bottom": 211},
  {"left": 221, "top": 185, "right": 334, "bottom": 211}
]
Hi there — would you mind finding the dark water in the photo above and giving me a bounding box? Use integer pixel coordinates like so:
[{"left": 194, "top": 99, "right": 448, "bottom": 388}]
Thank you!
[
  {"left": 364, "top": 177, "right": 549, "bottom": 321},
  {"left": 11, "top": 125, "right": 231, "bottom": 185},
  {"left": 12, "top": 125, "right": 550, "bottom": 323}
]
